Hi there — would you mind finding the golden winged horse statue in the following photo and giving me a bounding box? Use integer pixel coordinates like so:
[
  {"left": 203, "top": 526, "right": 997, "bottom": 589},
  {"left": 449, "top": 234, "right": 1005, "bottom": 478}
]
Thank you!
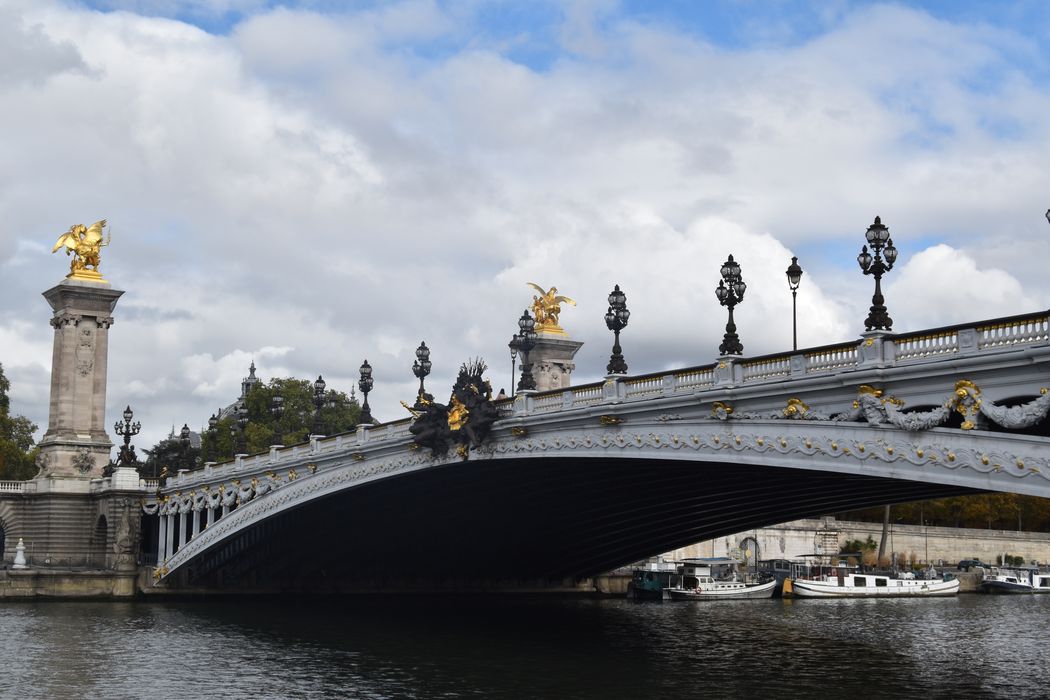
[
  {"left": 52, "top": 219, "right": 110, "bottom": 280},
  {"left": 526, "top": 282, "right": 576, "bottom": 335}
]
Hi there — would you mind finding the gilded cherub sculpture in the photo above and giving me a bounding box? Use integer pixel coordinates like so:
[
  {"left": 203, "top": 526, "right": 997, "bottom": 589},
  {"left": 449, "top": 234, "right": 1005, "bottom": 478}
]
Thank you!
[
  {"left": 526, "top": 283, "right": 576, "bottom": 334},
  {"left": 52, "top": 219, "right": 110, "bottom": 280}
]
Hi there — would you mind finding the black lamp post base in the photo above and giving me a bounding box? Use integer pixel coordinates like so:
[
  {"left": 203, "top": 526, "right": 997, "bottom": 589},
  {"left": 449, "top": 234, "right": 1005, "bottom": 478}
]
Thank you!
[
  {"left": 864, "top": 306, "right": 893, "bottom": 332},
  {"left": 719, "top": 333, "right": 743, "bottom": 356}
]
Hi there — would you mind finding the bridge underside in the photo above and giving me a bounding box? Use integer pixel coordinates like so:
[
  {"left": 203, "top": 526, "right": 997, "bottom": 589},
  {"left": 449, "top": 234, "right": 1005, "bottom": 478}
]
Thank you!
[{"left": 180, "top": 457, "right": 977, "bottom": 591}]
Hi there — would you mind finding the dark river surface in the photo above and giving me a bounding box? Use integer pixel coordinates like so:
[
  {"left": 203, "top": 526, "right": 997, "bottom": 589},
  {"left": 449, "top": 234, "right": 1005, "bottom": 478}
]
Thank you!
[{"left": 2, "top": 594, "right": 1047, "bottom": 699}]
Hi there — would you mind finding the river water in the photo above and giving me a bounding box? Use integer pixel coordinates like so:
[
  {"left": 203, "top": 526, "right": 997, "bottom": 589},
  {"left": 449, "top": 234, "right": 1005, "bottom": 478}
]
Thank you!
[{"left": 1, "top": 594, "right": 1047, "bottom": 699}]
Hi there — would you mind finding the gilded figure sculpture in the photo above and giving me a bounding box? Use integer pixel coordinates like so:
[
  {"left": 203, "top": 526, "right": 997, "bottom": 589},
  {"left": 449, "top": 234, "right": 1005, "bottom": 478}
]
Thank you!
[
  {"left": 52, "top": 219, "right": 110, "bottom": 281},
  {"left": 526, "top": 283, "right": 576, "bottom": 334}
]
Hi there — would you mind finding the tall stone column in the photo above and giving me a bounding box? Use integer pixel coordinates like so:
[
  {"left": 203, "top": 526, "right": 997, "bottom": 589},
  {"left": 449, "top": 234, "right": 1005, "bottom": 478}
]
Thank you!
[{"left": 36, "top": 277, "right": 124, "bottom": 479}]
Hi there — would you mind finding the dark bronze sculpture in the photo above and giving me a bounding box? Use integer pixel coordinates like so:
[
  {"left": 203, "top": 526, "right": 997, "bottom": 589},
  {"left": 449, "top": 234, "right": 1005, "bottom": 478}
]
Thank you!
[{"left": 406, "top": 358, "right": 502, "bottom": 457}]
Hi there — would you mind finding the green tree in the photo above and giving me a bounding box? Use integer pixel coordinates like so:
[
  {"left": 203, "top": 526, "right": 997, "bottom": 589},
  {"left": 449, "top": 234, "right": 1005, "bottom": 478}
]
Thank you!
[
  {"left": 0, "top": 362, "right": 39, "bottom": 480},
  {"left": 199, "top": 378, "right": 360, "bottom": 461}
]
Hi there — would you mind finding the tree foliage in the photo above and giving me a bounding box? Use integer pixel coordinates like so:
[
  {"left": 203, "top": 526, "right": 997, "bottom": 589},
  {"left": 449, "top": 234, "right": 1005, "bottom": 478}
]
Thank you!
[
  {"left": 194, "top": 378, "right": 360, "bottom": 464},
  {"left": 838, "top": 493, "right": 1050, "bottom": 532},
  {"left": 0, "top": 362, "right": 39, "bottom": 481}
]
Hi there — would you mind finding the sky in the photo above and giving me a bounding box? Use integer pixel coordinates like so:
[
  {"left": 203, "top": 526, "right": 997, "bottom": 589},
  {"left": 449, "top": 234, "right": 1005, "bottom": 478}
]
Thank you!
[{"left": 2, "top": 0, "right": 1049, "bottom": 454}]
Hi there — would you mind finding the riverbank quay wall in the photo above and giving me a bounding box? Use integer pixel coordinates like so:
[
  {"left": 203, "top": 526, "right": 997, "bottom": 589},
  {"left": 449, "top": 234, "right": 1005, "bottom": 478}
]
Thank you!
[{"left": 673, "top": 517, "right": 1050, "bottom": 566}]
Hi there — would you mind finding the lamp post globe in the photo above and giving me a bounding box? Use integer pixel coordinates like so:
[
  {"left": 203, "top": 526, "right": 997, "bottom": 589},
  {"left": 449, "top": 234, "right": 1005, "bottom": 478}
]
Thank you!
[
  {"left": 857, "top": 215, "right": 897, "bottom": 331},
  {"left": 358, "top": 360, "right": 375, "bottom": 426},
  {"left": 715, "top": 254, "right": 746, "bottom": 356},
  {"left": 235, "top": 403, "right": 249, "bottom": 454},
  {"left": 786, "top": 256, "right": 803, "bottom": 351}
]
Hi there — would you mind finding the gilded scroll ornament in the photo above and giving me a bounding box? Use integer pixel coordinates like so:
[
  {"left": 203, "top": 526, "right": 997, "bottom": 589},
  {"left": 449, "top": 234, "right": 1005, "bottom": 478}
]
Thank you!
[
  {"left": 52, "top": 219, "right": 110, "bottom": 281},
  {"left": 526, "top": 283, "right": 576, "bottom": 335}
]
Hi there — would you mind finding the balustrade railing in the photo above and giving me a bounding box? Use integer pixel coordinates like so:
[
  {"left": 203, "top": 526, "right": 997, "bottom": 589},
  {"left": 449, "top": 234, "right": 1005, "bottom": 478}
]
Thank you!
[
  {"left": 742, "top": 356, "right": 791, "bottom": 382},
  {"left": 804, "top": 343, "right": 857, "bottom": 373},
  {"left": 894, "top": 330, "right": 958, "bottom": 361},
  {"left": 0, "top": 481, "right": 25, "bottom": 493},
  {"left": 623, "top": 375, "right": 664, "bottom": 398},
  {"left": 978, "top": 314, "right": 1050, "bottom": 349}
]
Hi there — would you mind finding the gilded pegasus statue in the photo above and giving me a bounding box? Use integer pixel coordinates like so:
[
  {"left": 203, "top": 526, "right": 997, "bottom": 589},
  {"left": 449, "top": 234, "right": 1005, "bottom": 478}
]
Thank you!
[
  {"left": 527, "top": 282, "right": 576, "bottom": 334},
  {"left": 52, "top": 219, "right": 110, "bottom": 280}
]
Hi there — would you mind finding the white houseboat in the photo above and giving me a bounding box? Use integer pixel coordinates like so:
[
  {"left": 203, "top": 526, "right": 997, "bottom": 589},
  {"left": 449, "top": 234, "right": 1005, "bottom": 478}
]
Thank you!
[{"left": 786, "top": 571, "right": 960, "bottom": 598}]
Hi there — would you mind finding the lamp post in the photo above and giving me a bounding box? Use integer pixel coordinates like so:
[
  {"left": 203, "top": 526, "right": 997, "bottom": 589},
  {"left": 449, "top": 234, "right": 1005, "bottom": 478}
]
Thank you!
[
  {"left": 113, "top": 405, "right": 141, "bottom": 466},
  {"left": 605, "top": 284, "right": 630, "bottom": 375},
  {"left": 412, "top": 341, "right": 432, "bottom": 408},
  {"left": 270, "top": 392, "right": 285, "bottom": 446},
  {"left": 509, "top": 338, "right": 519, "bottom": 397},
  {"left": 358, "top": 360, "right": 374, "bottom": 425},
  {"left": 206, "top": 413, "right": 218, "bottom": 462},
  {"left": 715, "top": 254, "right": 746, "bottom": 356},
  {"left": 236, "top": 403, "right": 249, "bottom": 454},
  {"left": 785, "top": 256, "right": 803, "bottom": 351},
  {"left": 856, "top": 215, "right": 898, "bottom": 331},
  {"left": 179, "top": 423, "right": 192, "bottom": 470},
  {"left": 1045, "top": 209, "right": 1049, "bottom": 226},
  {"left": 514, "top": 310, "right": 537, "bottom": 392},
  {"left": 312, "top": 375, "right": 327, "bottom": 436}
]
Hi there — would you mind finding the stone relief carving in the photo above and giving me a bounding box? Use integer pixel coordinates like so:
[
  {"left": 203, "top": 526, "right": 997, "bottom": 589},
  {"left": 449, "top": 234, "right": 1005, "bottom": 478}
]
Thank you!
[
  {"left": 72, "top": 449, "right": 95, "bottom": 474},
  {"left": 35, "top": 451, "right": 53, "bottom": 477},
  {"left": 113, "top": 499, "right": 137, "bottom": 571},
  {"left": 75, "top": 326, "right": 96, "bottom": 376}
]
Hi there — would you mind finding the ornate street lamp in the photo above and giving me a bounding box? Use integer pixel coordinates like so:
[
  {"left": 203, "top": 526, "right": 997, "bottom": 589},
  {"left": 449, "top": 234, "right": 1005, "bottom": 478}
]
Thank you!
[
  {"left": 515, "top": 310, "right": 538, "bottom": 392},
  {"left": 270, "top": 392, "right": 285, "bottom": 446},
  {"left": 113, "top": 404, "right": 141, "bottom": 466},
  {"left": 179, "top": 423, "right": 192, "bottom": 470},
  {"left": 856, "top": 215, "right": 898, "bottom": 331},
  {"left": 236, "top": 402, "right": 249, "bottom": 454},
  {"left": 786, "top": 256, "right": 803, "bottom": 351},
  {"left": 605, "top": 284, "right": 630, "bottom": 374},
  {"left": 1045, "top": 209, "right": 1049, "bottom": 226},
  {"left": 358, "top": 360, "right": 374, "bottom": 425},
  {"left": 412, "top": 341, "right": 432, "bottom": 408},
  {"left": 206, "top": 413, "right": 219, "bottom": 462},
  {"left": 715, "top": 254, "right": 747, "bottom": 356},
  {"left": 508, "top": 336, "right": 519, "bottom": 397},
  {"left": 312, "top": 375, "right": 327, "bottom": 436}
]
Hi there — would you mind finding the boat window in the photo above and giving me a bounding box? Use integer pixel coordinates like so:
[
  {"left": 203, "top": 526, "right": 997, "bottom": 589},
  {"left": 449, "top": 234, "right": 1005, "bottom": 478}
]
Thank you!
[
  {"left": 854, "top": 576, "right": 866, "bottom": 586},
  {"left": 875, "top": 578, "right": 887, "bottom": 587}
]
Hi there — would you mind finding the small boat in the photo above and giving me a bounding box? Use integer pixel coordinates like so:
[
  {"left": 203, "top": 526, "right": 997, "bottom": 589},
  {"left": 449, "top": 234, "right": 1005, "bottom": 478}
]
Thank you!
[
  {"left": 627, "top": 562, "right": 680, "bottom": 601},
  {"left": 662, "top": 557, "right": 776, "bottom": 601},
  {"left": 786, "top": 571, "right": 960, "bottom": 598},
  {"left": 979, "top": 568, "right": 1034, "bottom": 594},
  {"left": 664, "top": 576, "right": 777, "bottom": 600},
  {"left": 1032, "top": 572, "right": 1050, "bottom": 593}
]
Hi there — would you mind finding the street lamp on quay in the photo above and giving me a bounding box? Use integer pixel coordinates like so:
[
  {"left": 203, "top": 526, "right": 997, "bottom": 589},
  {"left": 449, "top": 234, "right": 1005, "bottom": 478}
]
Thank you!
[
  {"left": 785, "top": 257, "right": 803, "bottom": 351},
  {"left": 604, "top": 284, "right": 630, "bottom": 375},
  {"left": 715, "top": 254, "right": 747, "bottom": 356},
  {"left": 358, "top": 360, "right": 374, "bottom": 426},
  {"left": 512, "top": 310, "right": 538, "bottom": 392},
  {"left": 856, "top": 215, "right": 898, "bottom": 331},
  {"left": 412, "top": 341, "right": 432, "bottom": 408},
  {"left": 270, "top": 392, "right": 285, "bottom": 446}
]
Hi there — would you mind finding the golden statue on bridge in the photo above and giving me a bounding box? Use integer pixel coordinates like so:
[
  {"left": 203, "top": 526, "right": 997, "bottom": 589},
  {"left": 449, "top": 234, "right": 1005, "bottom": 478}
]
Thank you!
[
  {"left": 52, "top": 219, "right": 110, "bottom": 281},
  {"left": 527, "top": 283, "right": 575, "bottom": 335}
]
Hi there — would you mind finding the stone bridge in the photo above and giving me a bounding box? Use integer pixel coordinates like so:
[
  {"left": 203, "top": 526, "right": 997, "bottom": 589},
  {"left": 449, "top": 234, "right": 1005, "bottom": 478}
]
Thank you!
[{"left": 147, "top": 311, "right": 1050, "bottom": 590}]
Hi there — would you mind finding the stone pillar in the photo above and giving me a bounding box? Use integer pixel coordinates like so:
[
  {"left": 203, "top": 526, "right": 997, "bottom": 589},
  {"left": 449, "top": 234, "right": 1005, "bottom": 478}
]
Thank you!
[
  {"left": 165, "top": 514, "right": 175, "bottom": 560},
  {"left": 177, "top": 512, "right": 187, "bottom": 550},
  {"left": 206, "top": 507, "right": 215, "bottom": 528},
  {"left": 36, "top": 278, "right": 124, "bottom": 479},
  {"left": 191, "top": 509, "right": 201, "bottom": 539},
  {"left": 157, "top": 515, "right": 168, "bottom": 562},
  {"left": 527, "top": 333, "right": 584, "bottom": 392}
]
